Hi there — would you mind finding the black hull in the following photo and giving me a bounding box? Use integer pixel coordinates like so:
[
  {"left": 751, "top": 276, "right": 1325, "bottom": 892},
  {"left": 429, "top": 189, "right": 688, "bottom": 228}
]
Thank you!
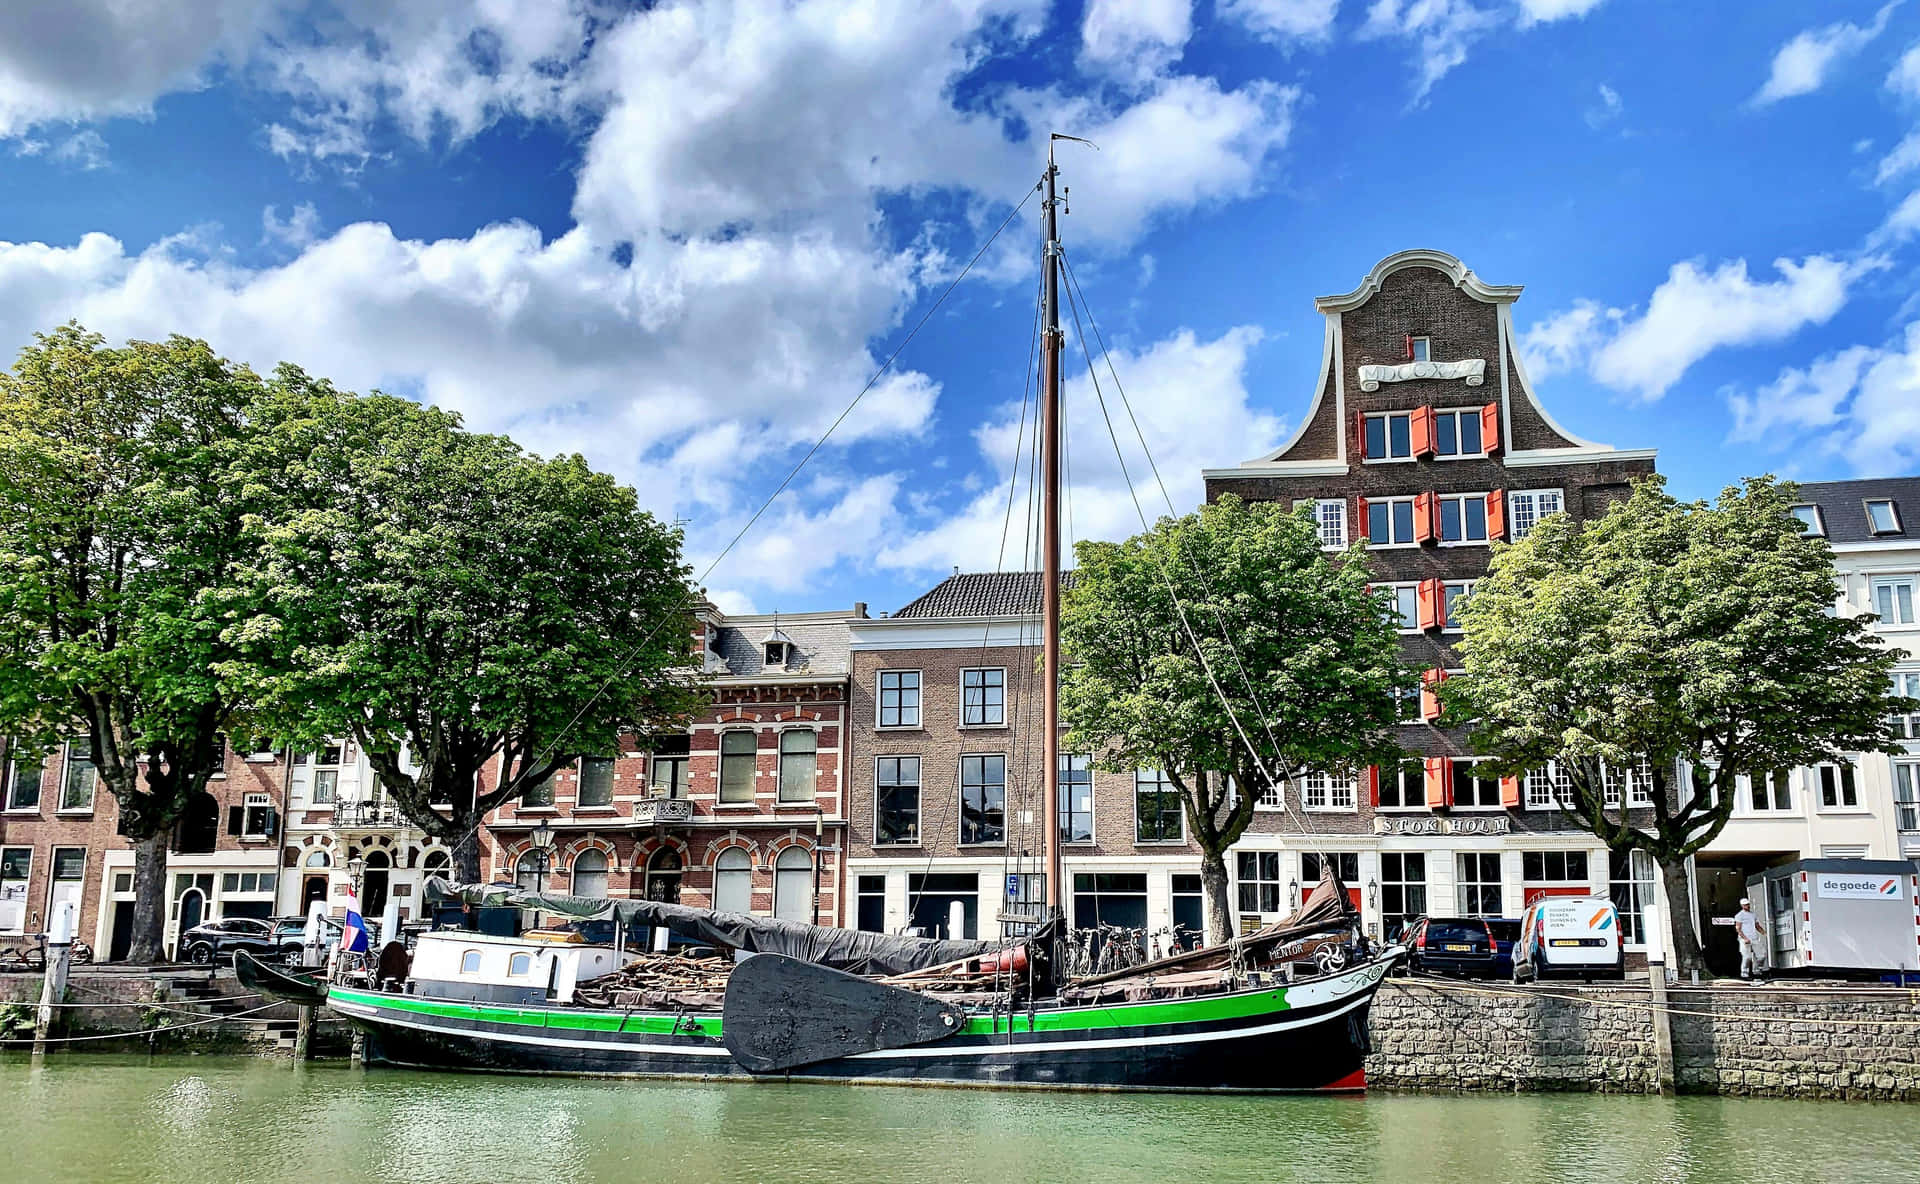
[{"left": 326, "top": 959, "right": 1390, "bottom": 1093}]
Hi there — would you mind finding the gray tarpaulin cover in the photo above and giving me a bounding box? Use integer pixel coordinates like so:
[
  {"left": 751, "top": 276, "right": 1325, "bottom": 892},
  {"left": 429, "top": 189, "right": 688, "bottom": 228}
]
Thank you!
[{"left": 424, "top": 877, "right": 1009, "bottom": 976}]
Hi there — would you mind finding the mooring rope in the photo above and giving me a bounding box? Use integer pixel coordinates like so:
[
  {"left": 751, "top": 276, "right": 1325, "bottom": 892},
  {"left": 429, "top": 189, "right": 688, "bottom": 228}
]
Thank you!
[{"left": 1394, "top": 973, "right": 1920, "bottom": 1027}]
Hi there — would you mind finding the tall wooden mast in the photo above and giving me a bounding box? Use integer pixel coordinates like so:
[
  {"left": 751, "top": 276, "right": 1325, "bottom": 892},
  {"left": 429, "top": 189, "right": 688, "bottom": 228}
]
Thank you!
[{"left": 1040, "top": 145, "right": 1064, "bottom": 914}]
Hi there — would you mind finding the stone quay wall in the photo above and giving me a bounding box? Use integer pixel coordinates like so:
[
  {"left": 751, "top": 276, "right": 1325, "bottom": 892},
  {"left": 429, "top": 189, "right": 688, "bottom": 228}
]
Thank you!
[
  {"left": 0, "top": 967, "right": 339, "bottom": 1056},
  {"left": 1366, "top": 978, "right": 1920, "bottom": 1100}
]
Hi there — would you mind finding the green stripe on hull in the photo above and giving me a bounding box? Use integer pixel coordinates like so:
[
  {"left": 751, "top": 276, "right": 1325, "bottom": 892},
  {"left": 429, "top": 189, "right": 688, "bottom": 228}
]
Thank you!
[{"left": 328, "top": 982, "right": 1295, "bottom": 1037}]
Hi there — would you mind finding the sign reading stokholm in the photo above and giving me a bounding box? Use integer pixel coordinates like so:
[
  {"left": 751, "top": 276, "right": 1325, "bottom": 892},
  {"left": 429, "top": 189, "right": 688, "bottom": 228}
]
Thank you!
[{"left": 1815, "top": 873, "right": 1904, "bottom": 900}]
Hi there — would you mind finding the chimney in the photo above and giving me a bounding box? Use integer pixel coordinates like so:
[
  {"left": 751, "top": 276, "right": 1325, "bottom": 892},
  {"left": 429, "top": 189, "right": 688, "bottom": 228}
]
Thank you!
[{"left": 852, "top": 601, "right": 868, "bottom": 618}]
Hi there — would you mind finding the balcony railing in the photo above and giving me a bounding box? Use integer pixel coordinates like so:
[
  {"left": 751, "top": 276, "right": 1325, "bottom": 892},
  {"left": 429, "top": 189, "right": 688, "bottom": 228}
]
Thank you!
[
  {"left": 333, "top": 799, "right": 406, "bottom": 829},
  {"left": 632, "top": 797, "right": 694, "bottom": 826}
]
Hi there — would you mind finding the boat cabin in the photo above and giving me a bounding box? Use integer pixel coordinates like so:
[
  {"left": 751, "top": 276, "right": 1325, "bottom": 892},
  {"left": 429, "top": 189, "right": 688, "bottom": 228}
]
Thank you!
[{"left": 411, "top": 931, "right": 628, "bottom": 1005}]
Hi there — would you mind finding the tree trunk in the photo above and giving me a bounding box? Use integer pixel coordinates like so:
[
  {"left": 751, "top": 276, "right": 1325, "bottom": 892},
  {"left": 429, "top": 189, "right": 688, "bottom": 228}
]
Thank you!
[
  {"left": 1657, "top": 854, "right": 1706, "bottom": 978},
  {"left": 451, "top": 819, "right": 483, "bottom": 884},
  {"left": 128, "top": 833, "right": 169, "bottom": 964},
  {"left": 1200, "top": 848, "right": 1232, "bottom": 947}
]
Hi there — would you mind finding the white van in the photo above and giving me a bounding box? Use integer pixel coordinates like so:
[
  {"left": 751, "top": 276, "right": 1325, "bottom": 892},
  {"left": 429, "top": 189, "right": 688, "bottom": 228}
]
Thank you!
[{"left": 1513, "top": 896, "right": 1624, "bottom": 982}]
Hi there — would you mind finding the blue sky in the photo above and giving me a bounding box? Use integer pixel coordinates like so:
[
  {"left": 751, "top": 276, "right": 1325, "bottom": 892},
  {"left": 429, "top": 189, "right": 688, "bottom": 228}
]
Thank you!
[{"left": 3, "top": 1, "right": 1919, "bottom": 615}]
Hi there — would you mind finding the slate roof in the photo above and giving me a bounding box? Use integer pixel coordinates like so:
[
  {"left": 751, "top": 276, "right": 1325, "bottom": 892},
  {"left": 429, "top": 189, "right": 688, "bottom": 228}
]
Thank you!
[
  {"left": 710, "top": 617, "right": 853, "bottom": 678},
  {"left": 891, "top": 571, "right": 1078, "bottom": 619},
  {"left": 1791, "top": 478, "right": 1920, "bottom": 544}
]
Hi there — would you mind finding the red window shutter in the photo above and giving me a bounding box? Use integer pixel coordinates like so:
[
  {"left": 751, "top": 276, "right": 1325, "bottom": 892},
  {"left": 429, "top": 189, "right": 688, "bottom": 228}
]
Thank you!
[
  {"left": 1354, "top": 496, "right": 1369, "bottom": 539},
  {"left": 1499, "top": 774, "right": 1522, "bottom": 808},
  {"left": 1480, "top": 403, "right": 1502, "bottom": 455},
  {"left": 1353, "top": 410, "right": 1369, "bottom": 459},
  {"left": 1365, "top": 765, "right": 1380, "bottom": 808},
  {"left": 1417, "top": 578, "right": 1442, "bottom": 631},
  {"left": 1424, "top": 756, "right": 1453, "bottom": 808},
  {"left": 1420, "top": 666, "right": 1447, "bottom": 721},
  {"left": 1486, "top": 490, "right": 1507, "bottom": 541},
  {"left": 1405, "top": 334, "right": 1415, "bottom": 360},
  {"left": 1414, "top": 492, "right": 1438, "bottom": 545},
  {"left": 1411, "top": 406, "right": 1435, "bottom": 458}
]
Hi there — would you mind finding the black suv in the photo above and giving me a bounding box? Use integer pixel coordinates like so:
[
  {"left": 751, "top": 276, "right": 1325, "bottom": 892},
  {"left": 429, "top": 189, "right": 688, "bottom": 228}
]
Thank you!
[{"left": 1404, "top": 916, "right": 1501, "bottom": 978}]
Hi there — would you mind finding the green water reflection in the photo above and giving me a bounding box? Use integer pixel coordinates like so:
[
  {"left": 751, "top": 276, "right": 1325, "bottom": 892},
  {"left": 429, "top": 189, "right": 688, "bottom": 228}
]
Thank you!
[{"left": 0, "top": 1056, "right": 1913, "bottom": 1184}]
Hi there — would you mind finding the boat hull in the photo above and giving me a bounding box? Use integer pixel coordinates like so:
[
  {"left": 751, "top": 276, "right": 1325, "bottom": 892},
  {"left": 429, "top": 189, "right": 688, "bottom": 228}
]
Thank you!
[{"left": 324, "top": 959, "right": 1391, "bottom": 1092}]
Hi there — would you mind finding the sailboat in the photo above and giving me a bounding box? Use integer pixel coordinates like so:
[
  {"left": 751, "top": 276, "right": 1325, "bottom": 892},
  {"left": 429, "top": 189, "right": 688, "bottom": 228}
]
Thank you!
[{"left": 249, "top": 143, "right": 1403, "bottom": 1092}]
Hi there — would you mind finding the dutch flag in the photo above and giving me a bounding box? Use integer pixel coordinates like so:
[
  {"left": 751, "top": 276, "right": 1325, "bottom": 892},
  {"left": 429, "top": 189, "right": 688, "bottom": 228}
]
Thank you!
[{"left": 339, "top": 890, "right": 370, "bottom": 955}]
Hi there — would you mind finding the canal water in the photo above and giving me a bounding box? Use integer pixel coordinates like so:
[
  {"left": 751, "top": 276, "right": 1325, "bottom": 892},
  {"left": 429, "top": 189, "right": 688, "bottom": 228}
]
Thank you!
[{"left": 1, "top": 1056, "right": 1914, "bottom": 1184}]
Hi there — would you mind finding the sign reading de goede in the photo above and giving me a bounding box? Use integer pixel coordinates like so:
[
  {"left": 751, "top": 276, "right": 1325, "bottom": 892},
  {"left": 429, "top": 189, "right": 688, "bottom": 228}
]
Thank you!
[{"left": 1815, "top": 873, "right": 1904, "bottom": 901}]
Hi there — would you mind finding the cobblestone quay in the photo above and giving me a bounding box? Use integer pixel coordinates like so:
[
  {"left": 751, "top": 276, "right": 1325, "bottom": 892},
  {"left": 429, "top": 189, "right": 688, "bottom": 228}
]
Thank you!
[{"left": 1367, "top": 978, "right": 1920, "bottom": 1100}]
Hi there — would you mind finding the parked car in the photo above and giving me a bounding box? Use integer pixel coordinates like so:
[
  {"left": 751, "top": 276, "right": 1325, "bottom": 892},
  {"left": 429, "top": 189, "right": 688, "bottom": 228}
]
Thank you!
[
  {"left": 1513, "top": 897, "right": 1625, "bottom": 982},
  {"left": 179, "top": 917, "right": 277, "bottom": 965},
  {"left": 1487, "top": 918, "right": 1522, "bottom": 979},
  {"left": 269, "top": 915, "right": 382, "bottom": 960},
  {"left": 1404, "top": 916, "right": 1501, "bottom": 978}
]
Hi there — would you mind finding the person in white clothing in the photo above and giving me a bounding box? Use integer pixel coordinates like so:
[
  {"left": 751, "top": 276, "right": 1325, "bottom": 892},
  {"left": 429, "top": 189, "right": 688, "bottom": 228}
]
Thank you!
[{"left": 1733, "top": 897, "right": 1767, "bottom": 980}]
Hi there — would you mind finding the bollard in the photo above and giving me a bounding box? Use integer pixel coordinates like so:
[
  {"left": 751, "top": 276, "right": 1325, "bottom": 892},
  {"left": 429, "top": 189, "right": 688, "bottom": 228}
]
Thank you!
[
  {"left": 1643, "top": 906, "right": 1674, "bottom": 1095},
  {"left": 31, "top": 900, "right": 76, "bottom": 1060}
]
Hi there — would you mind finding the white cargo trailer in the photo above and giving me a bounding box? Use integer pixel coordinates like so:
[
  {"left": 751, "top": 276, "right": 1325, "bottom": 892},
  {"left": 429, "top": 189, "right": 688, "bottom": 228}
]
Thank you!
[{"left": 1744, "top": 859, "right": 1920, "bottom": 977}]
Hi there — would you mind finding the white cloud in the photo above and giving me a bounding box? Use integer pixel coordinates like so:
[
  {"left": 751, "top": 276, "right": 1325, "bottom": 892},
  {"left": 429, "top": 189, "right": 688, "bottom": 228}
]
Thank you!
[
  {"left": 50, "top": 128, "right": 108, "bottom": 170},
  {"left": 1726, "top": 327, "right": 1920, "bottom": 474},
  {"left": 881, "top": 326, "right": 1283, "bottom": 573},
  {"left": 0, "top": 0, "right": 273, "bottom": 136},
  {"left": 1218, "top": 0, "right": 1340, "bottom": 45},
  {"left": 1584, "top": 82, "right": 1622, "bottom": 129},
  {"left": 1887, "top": 40, "right": 1920, "bottom": 100},
  {"left": 1751, "top": 3, "right": 1899, "bottom": 106},
  {"left": 1875, "top": 129, "right": 1920, "bottom": 184},
  {"left": 1873, "top": 187, "right": 1920, "bottom": 244},
  {"left": 1521, "top": 256, "right": 1867, "bottom": 401},
  {"left": 1359, "top": 0, "right": 1504, "bottom": 101},
  {"left": 1515, "top": 0, "right": 1606, "bottom": 25},
  {"left": 1079, "top": 0, "right": 1192, "bottom": 84},
  {"left": 1592, "top": 255, "right": 1862, "bottom": 400},
  {"left": 261, "top": 202, "right": 321, "bottom": 248}
]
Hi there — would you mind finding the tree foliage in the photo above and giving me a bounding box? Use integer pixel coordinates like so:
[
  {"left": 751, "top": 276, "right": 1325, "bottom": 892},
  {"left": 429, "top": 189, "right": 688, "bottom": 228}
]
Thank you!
[
  {"left": 1442, "top": 475, "right": 1912, "bottom": 972},
  {"left": 0, "top": 324, "right": 268, "bottom": 960},
  {"left": 233, "top": 377, "right": 705, "bottom": 879},
  {"left": 1060, "top": 495, "right": 1415, "bottom": 943}
]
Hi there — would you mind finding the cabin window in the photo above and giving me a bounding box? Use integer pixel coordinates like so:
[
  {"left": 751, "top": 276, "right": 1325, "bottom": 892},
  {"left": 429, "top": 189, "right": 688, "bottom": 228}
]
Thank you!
[
  {"left": 459, "top": 950, "right": 482, "bottom": 974},
  {"left": 508, "top": 952, "right": 532, "bottom": 977}
]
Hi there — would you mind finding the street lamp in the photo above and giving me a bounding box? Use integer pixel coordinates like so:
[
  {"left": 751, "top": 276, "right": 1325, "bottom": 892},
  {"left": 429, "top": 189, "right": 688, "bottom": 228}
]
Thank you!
[
  {"left": 1287, "top": 877, "right": 1300, "bottom": 912},
  {"left": 347, "top": 856, "right": 366, "bottom": 897},
  {"left": 1366, "top": 877, "right": 1379, "bottom": 909},
  {"left": 527, "top": 820, "right": 556, "bottom": 930}
]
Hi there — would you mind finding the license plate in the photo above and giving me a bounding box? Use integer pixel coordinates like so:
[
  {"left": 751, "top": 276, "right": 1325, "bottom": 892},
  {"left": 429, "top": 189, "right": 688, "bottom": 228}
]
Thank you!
[
  {"left": 1549, "top": 938, "right": 1600, "bottom": 948},
  {"left": 1445, "top": 943, "right": 1472, "bottom": 952}
]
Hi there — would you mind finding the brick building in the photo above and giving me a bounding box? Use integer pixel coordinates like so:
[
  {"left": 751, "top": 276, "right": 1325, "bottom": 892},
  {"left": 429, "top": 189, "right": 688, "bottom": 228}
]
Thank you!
[
  {"left": 843, "top": 573, "right": 1205, "bottom": 941},
  {"left": 1202, "top": 248, "right": 1668, "bottom": 948},
  {"left": 478, "top": 606, "right": 862, "bottom": 926},
  {"left": 1, "top": 737, "right": 289, "bottom": 960}
]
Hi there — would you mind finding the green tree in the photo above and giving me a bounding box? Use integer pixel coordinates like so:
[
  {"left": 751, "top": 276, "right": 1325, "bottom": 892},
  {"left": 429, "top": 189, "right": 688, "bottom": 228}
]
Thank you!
[
  {"left": 235, "top": 380, "right": 704, "bottom": 882},
  {"left": 0, "top": 325, "right": 269, "bottom": 962},
  {"left": 1442, "top": 475, "right": 1911, "bottom": 975},
  {"left": 1060, "top": 495, "right": 1414, "bottom": 944}
]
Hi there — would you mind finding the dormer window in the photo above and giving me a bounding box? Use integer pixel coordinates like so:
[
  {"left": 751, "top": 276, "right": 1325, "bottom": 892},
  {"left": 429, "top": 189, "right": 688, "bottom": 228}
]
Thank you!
[
  {"left": 1409, "top": 336, "right": 1431, "bottom": 362},
  {"left": 1865, "top": 498, "right": 1903, "bottom": 535},
  {"left": 1790, "top": 504, "right": 1825, "bottom": 536},
  {"left": 764, "top": 641, "right": 787, "bottom": 665},
  {"left": 761, "top": 626, "right": 795, "bottom": 667}
]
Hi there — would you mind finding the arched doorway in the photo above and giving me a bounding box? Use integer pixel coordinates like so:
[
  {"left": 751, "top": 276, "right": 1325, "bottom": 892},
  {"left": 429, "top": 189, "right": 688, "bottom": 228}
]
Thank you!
[
  {"left": 645, "top": 848, "right": 682, "bottom": 904},
  {"left": 175, "top": 887, "right": 206, "bottom": 960},
  {"left": 302, "top": 850, "right": 331, "bottom": 912},
  {"left": 362, "top": 850, "right": 391, "bottom": 918},
  {"left": 773, "top": 846, "right": 814, "bottom": 923},
  {"left": 571, "top": 850, "right": 609, "bottom": 898}
]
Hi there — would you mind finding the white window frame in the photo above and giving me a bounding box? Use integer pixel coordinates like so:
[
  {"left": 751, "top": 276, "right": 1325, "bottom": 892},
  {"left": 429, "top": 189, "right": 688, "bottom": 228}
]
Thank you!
[
  {"left": 1378, "top": 851, "right": 1427, "bottom": 938},
  {"left": 1383, "top": 582, "right": 1421, "bottom": 634},
  {"left": 876, "top": 669, "right": 922, "bottom": 729},
  {"left": 1449, "top": 757, "right": 1503, "bottom": 810},
  {"left": 1430, "top": 407, "right": 1487, "bottom": 460},
  {"left": 1363, "top": 495, "right": 1420, "bottom": 548},
  {"left": 1300, "top": 770, "right": 1357, "bottom": 813},
  {"left": 1893, "top": 760, "right": 1920, "bottom": 833},
  {"left": 1611, "top": 849, "right": 1657, "bottom": 949},
  {"left": 58, "top": 741, "right": 95, "bottom": 814},
  {"left": 1363, "top": 411, "right": 1416, "bottom": 463},
  {"left": 1235, "top": 850, "right": 1285, "bottom": 914},
  {"left": 1508, "top": 488, "right": 1565, "bottom": 541},
  {"left": 1253, "top": 774, "right": 1284, "bottom": 812},
  {"left": 1410, "top": 336, "right": 1431, "bottom": 362},
  {"left": 1865, "top": 498, "right": 1903, "bottom": 535},
  {"left": 1441, "top": 580, "right": 1475, "bottom": 632},
  {"left": 1390, "top": 683, "right": 1422, "bottom": 725},
  {"left": 960, "top": 667, "right": 1006, "bottom": 728},
  {"left": 4, "top": 749, "right": 43, "bottom": 813},
  {"left": 1295, "top": 498, "right": 1348, "bottom": 549},
  {"left": 1601, "top": 757, "right": 1657, "bottom": 808},
  {"left": 1058, "top": 753, "right": 1095, "bottom": 845},
  {"left": 1521, "top": 849, "right": 1591, "bottom": 890},
  {"left": 1436, "top": 492, "right": 1491, "bottom": 546},
  {"left": 1456, "top": 852, "right": 1503, "bottom": 917},
  {"left": 1134, "top": 769, "right": 1187, "bottom": 843},
  {"left": 1524, "top": 762, "right": 1576, "bottom": 810},
  {"left": 241, "top": 792, "right": 273, "bottom": 839},
  {"left": 1815, "top": 763, "right": 1862, "bottom": 812},
  {"left": 1872, "top": 575, "right": 1917, "bottom": 627},
  {"left": 1889, "top": 671, "right": 1920, "bottom": 740},
  {"left": 717, "top": 729, "right": 758, "bottom": 805},
  {"left": 776, "top": 728, "right": 817, "bottom": 804},
  {"left": 1789, "top": 504, "right": 1825, "bottom": 536},
  {"left": 1732, "top": 769, "right": 1793, "bottom": 815},
  {"left": 874, "top": 755, "right": 921, "bottom": 847},
  {"left": 1377, "top": 758, "right": 1426, "bottom": 812}
]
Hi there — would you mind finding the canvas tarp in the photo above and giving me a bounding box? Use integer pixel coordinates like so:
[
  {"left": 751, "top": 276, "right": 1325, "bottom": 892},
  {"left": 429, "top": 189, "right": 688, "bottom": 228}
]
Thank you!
[{"left": 423, "top": 877, "right": 1010, "bottom": 976}]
